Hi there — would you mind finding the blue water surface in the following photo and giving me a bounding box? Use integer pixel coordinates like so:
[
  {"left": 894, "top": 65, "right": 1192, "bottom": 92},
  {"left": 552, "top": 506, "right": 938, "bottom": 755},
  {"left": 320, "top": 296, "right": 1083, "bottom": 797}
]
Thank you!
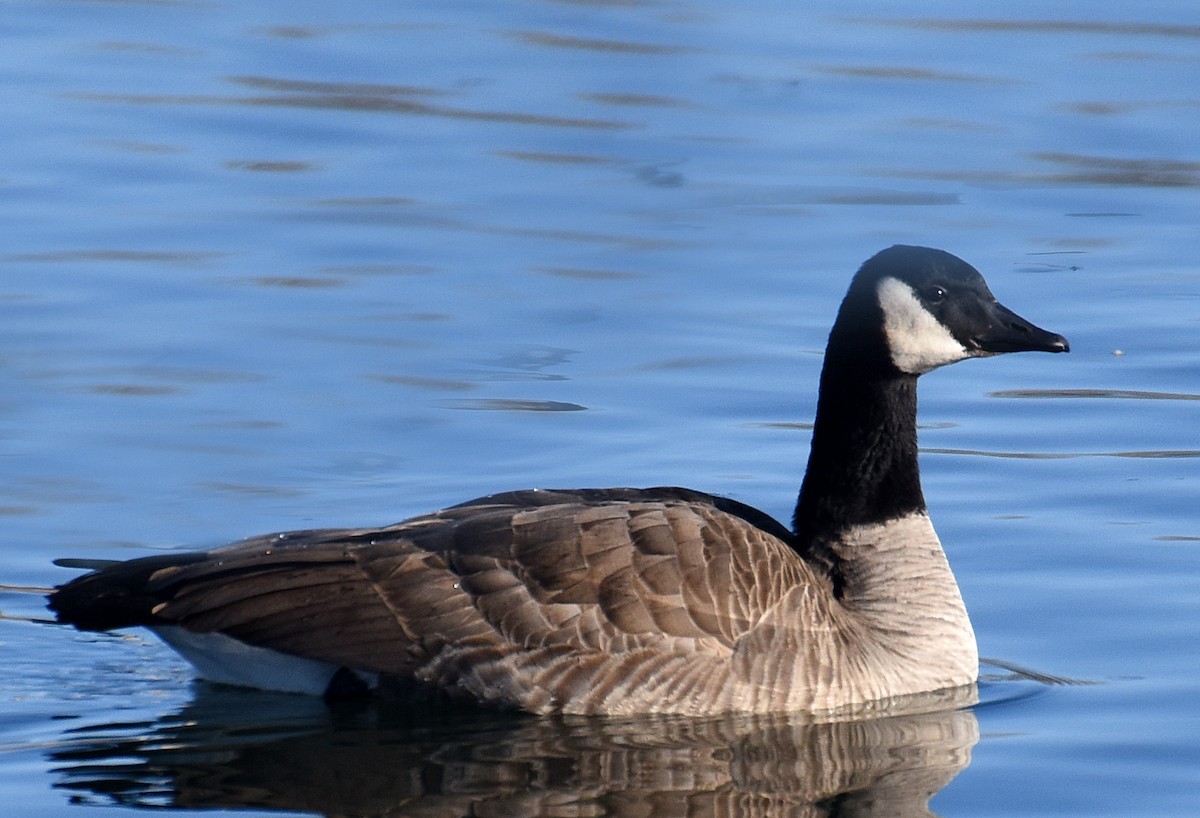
[{"left": 2, "top": 1, "right": 1199, "bottom": 815}]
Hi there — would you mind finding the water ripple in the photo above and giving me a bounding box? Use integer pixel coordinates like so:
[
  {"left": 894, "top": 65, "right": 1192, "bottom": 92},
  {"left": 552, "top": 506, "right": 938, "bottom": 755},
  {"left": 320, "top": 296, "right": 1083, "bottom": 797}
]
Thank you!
[
  {"left": 926, "top": 447, "right": 1200, "bottom": 460},
  {"left": 440, "top": 399, "right": 588, "bottom": 412},
  {"left": 992, "top": 388, "right": 1200, "bottom": 401},
  {"left": 508, "top": 30, "right": 700, "bottom": 55},
  {"left": 72, "top": 91, "right": 633, "bottom": 131},
  {"left": 869, "top": 18, "right": 1200, "bottom": 39}
]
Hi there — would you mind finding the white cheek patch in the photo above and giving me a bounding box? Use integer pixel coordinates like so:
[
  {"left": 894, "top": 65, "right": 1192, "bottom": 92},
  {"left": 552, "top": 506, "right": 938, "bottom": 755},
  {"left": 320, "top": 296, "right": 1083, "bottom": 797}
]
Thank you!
[{"left": 877, "top": 277, "right": 971, "bottom": 375}]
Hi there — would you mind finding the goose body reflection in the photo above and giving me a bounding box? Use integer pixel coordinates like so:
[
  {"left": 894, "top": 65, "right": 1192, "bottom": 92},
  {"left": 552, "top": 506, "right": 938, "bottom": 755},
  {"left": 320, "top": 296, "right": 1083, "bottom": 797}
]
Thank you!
[
  {"left": 50, "top": 686, "right": 981, "bottom": 817},
  {"left": 49, "top": 246, "right": 1067, "bottom": 715}
]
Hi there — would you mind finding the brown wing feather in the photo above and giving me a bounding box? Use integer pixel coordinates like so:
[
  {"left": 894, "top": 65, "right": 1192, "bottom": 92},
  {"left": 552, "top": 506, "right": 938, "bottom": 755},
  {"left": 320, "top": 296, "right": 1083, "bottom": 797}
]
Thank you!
[{"left": 51, "top": 489, "right": 817, "bottom": 710}]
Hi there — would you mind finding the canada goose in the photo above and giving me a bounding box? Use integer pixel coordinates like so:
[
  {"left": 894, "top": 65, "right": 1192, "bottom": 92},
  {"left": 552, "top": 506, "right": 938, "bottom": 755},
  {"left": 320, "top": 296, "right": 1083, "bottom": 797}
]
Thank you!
[{"left": 49, "top": 245, "right": 1068, "bottom": 716}]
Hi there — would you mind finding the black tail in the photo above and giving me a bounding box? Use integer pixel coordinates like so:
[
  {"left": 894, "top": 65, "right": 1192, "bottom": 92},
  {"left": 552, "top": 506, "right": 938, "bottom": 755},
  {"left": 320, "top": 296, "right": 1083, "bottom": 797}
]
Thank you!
[{"left": 48, "top": 552, "right": 209, "bottom": 632}]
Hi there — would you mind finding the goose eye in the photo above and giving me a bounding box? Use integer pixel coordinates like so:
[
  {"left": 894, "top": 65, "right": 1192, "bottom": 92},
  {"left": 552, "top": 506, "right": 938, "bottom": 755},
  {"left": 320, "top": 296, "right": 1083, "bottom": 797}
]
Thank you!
[{"left": 925, "top": 285, "right": 947, "bottom": 303}]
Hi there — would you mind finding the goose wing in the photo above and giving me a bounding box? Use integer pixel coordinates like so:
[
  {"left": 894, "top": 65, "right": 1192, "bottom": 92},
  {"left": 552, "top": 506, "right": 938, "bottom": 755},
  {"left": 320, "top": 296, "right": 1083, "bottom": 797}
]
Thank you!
[{"left": 51, "top": 488, "right": 815, "bottom": 707}]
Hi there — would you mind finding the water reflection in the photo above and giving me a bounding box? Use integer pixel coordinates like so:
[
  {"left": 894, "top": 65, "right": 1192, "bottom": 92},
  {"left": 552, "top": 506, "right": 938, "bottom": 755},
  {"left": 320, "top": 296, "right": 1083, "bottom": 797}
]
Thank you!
[{"left": 50, "top": 686, "right": 978, "bottom": 816}]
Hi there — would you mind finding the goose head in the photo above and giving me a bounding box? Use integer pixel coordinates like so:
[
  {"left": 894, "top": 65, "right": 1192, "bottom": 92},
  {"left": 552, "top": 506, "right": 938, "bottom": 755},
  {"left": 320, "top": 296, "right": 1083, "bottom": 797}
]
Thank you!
[{"left": 830, "top": 245, "right": 1069, "bottom": 376}]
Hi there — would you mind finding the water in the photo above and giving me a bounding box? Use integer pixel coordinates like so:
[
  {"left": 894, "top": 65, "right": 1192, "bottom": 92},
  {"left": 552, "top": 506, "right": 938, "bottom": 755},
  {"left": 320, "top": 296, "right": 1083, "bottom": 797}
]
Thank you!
[{"left": 2, "top": 0, "right": 1199, "bottom": 814}]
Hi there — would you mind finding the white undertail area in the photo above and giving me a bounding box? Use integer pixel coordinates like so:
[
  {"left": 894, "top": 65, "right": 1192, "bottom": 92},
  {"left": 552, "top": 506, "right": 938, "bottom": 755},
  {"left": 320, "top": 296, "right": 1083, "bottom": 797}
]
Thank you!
[{"left": 152, "top": 626, "right": 377, "bottom": 695}]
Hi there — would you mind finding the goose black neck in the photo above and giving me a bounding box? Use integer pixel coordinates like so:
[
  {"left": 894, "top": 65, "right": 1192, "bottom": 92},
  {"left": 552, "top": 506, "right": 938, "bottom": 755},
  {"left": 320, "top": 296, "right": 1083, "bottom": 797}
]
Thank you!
[{"left": 791, "top": 349, "right": 925, "bottom": 548}]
